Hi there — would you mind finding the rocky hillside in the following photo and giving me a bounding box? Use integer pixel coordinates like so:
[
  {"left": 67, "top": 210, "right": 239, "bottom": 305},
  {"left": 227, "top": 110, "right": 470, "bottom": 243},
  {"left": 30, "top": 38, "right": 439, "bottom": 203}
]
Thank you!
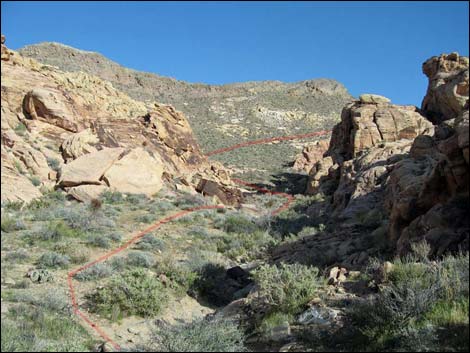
[
  {"left": 19, "top": 42, "right": 353, "bottom": 183},
  {"left": 1, "top": 36, "right": 238, "bottom": 204},
  {"left": 274, "top": 52, "right": 469, "bottom": 267}
]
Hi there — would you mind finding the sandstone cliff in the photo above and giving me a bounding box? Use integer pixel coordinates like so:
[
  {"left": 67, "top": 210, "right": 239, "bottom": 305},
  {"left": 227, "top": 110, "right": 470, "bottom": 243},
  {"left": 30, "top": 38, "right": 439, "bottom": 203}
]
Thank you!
[
  {"left": 303, "top": 54, "right": 469, "bottom": 258},
  {"left": 1, "top": 36, "right": 239, "bottom": 204}
]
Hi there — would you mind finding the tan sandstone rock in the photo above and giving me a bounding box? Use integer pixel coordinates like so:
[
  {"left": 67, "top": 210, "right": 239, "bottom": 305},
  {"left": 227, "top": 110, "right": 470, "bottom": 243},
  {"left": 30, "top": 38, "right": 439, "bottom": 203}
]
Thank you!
[
  {"left": 23, "top": 88, "right": 83, "bottom": 132},
  {"left": 103, "top": 148, "right": 164, "bottom": 196},
  {"left": 58, "top": 147, "right": 124, "bottom": 187},
  {"left": 421, "top": 52, "right": 469, "bottom": 123},
  {"left": 61, "top": 128, "right": 99, "bottom": 162},
  {"left": 66, "top": 184, "right": 108, "bottom": 203}
]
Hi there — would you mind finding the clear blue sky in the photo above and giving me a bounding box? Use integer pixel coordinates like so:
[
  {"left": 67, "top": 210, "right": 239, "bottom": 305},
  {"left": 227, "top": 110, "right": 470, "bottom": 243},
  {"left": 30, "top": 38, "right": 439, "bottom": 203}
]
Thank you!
[{"left": 2, "top": 1, "right": 468, "bottom": 105}]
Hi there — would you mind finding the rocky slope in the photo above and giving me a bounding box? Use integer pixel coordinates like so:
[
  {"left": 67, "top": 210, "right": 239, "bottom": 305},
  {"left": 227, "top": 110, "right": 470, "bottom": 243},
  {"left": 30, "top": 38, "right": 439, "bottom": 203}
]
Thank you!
[
  {"left": 1, "top": 36, "right": 238, "bottom": 204},
  {"left": 18, "top": 42, "right": 353, "bottom": 174},
  {"left": 276, "top": 52, "right": 468, "bottom": 265}
]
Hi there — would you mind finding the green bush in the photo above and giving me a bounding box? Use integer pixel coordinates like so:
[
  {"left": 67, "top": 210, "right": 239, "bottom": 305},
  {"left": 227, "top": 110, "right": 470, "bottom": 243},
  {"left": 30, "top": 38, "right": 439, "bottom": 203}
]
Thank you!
[
  {"left": 348, "top": 251, "right": 469, "bottom": 351},
  {"left": 29, "top": 175, "right": 41, "bottom": 186},
  {"left": 1, "top": 215, "right": 26, "bottom": 233},
  {"left": 135, "top": 233, "right": 165, "bottom": 252},
  {"left": 100, "top": 190, "right": 124, "bottom": 204},
  {"left": 258, "top": 311, "right": 293, "bottom": 337},
  {"left": 215, "top": 213, "right": 259, "bottom": 234},
  {"left": 155, "top": 257, "right": 197, "bottom": 297},
  {"left": 86, "top": 234, "right": 111, "bottom": 248},
  {"left": 126, "top": 251, "right": 156, "bottom": 268},
  {"left": 1, "top": 304, "right": 91, "bottom": 351},
  {"left": 87, "top": 268, "right": 168, "bottom": 320},
  {"left": 13, "top": 122, "right": 27, "bottom": 136},
  {"left": 216, "top": 230, "right": 277, "bottom": 260},
  {"left": 75, "top": 263, "right": 113, "bottom": 281},
  {"left": 36, "top": 220, "right": 79, "bottom": 241},
  {"left": 46, "top": 157, "right": 61, "bottom": 172},
  {"left": 37, "top": 251, "right": 70, "bottom": 268},
  {"left": 150, "top": 317, "right": 246, "bottom": 352},
  {"left": 252, "top": 263, "right": 323, "bottom": 314}
]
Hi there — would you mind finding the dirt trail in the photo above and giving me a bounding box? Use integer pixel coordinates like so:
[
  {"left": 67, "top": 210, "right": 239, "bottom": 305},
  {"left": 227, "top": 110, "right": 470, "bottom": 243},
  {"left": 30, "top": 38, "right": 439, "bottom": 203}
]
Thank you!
[{"left": 67, "top": 130, "right": 330, "bottom": 350}]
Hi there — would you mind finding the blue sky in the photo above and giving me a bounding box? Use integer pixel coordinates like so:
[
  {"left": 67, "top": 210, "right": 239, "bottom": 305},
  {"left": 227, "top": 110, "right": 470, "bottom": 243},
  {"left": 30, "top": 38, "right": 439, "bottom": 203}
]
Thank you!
[{"left": 1, "top": 1, "right": 468, "bottom": 105}]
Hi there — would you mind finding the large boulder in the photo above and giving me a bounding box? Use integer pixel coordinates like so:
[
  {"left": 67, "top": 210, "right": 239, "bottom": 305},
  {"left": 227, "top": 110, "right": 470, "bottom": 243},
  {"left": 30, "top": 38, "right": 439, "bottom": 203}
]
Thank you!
[
  {"left": 61, "top": 128, "right": 99, "bottom": 162},
  {"left": 23, "top": 88, "right": 84, "bottom": 132},
  {"left": 293, "top": 139, "right": 330, "bottom": 173},
  {"left": 66, "top": 184, "right": 108, "bottom": 202},
  {"left": 102, "top": 148, "right": 164, "bottom": 196},
  {"left": 58, "top": 147, "right": 124, "bottom": 187},
  {"left": 421, "top": 52, "right": 469, "bottom": 123}
]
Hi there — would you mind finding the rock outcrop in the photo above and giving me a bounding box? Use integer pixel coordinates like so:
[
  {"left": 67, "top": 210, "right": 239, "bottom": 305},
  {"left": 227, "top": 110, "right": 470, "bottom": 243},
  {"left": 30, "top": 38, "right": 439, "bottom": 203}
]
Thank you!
[
  {"left": 421, "top": 52, "right": 469, "bottom": 123},
  {"left": 0, "top": 35, "right": 239, "bottom": 205},
  {"left": 292, "top": 139, "right": 330, "bottom": 173},
  {"left": 302, "top": 52, "right": 469, "bottom": 259}
]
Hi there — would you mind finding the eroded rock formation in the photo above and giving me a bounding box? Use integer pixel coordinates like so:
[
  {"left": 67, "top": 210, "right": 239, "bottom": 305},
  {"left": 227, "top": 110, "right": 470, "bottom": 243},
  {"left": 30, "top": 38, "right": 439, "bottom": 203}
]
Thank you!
[
  {"left": 303, "top": 52, "right": 469, "bottom": 258},
  {"left": 0, "top": 35, "right": 240, "bottom": 205}
]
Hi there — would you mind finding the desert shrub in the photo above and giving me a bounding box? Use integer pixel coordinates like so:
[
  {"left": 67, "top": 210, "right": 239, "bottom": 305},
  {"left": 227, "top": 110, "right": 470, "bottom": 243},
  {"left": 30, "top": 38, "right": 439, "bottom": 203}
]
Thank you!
[
  {"left": 348, "top": 250, "right": 469, "bottom": 351},
  {"left": 155, "top": 257, "right": 197, "bottom": 297},
  {"left": 87, "top": 268, "right": 168, "bottom": 320},
  {"left": 1, "top": 200, "right": 24, "bottom": 211},
  {"left": 100, "top": 190, "right": 124, "bottom": 204},
  {"left": 14, "top": 122, "right": 27, "bottom": 136},
  {"left": 135, "top": 213, "right": 155, "bottom": 224},
  {"left": 109, "top": 256, "right": 127, "bottom": 272},
  {"left": 106, "top": 231, "right": 123, "bottom": 242},
  {"left": 27, "top": 190, "right": 66, "bottom": 211},
  {"left": 215, "top": 213, "right": 259, "bottom": 234},
  {"left": 29, "top": 175, "right": 41, "bottom": 186},
  {"left": 135, "top": 233, "right": 165, "bottom": 252},
  {"left": 188, "top": 226, "right": 210, "bottom": 238},
  {"left": 174, "top": 192, "right": 207, "bottom": 208},
  {"left": 86, "top": 234, "right": 111, "bottom": 248},
  {"left": 75, "top": 263, "right": 113, "bottom": 281},
  {"left": 45, "top": 220, "right": 78, "bottom": 240},
  {"left": 252, "top": 263, "right": 323, "bottom": 314},
  {"left": 125, "top": 193, "right": 149, "bottom": 205},
  {"left": 3, "top": 249, "right": 30, "bottom": 263},
  {"left": 147, "top": 199, "right": 174, "bottom": 213},
  {"left": 258, "top": 311, "right": 293, "bottom": 338},
  {"left": 1, "top": 215, "right": 26, "bottom": 232},
  {"left": 1, "top": 304, "right": 91, "bottom": 351},
  {"left": 53, "top": 242, "right": 90, "bottom": 264},
  {"left": 126, "top": 251, "right": 156, "bottom": 268},
  {"left": 37, "top": 251, "right": 70, "bottom": 268},
  {"left": 151, "top": 317, "right": 246, "bottom": 352},
  {"left": 46, "top": 157, "right": 61, "bottom": 172},
  {"left": 216, "top": 230, "right": 277, "bottom": 260}
]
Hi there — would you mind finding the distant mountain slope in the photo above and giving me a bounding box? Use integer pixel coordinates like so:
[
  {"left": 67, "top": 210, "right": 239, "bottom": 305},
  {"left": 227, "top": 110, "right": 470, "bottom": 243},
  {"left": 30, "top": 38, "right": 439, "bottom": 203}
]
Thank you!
[{"left": 19, "top": 42, "right": 353, "bottom": 183}]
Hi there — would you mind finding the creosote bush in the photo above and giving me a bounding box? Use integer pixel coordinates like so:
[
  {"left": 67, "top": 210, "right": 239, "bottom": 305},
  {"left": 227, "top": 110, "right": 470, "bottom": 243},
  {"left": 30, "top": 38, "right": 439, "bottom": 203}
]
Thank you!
[
  {"left": 37, "top": 251, "right": 70, "bottom": 269},
  {"left": 150, "top": 317, "right": 246, "bottom": 352},
  {"left": 87, "top": 268, "right": 168, "bottom": 320},
  {"left": 253, "top": 262, "right": 323, "bottom": 314}
]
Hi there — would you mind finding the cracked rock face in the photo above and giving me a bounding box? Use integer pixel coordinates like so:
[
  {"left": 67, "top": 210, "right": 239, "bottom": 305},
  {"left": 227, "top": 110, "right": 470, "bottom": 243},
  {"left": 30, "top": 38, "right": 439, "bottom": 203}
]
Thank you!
[{"left": 327, "top": 100, "right": 434, "bottom": 162}]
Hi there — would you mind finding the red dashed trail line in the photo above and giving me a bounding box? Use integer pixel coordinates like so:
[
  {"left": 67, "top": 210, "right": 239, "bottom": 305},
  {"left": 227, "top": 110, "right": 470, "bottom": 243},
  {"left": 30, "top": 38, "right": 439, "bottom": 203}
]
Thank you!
[{"left": 67, "top": 130, "right": 330, "bottom": 350}]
